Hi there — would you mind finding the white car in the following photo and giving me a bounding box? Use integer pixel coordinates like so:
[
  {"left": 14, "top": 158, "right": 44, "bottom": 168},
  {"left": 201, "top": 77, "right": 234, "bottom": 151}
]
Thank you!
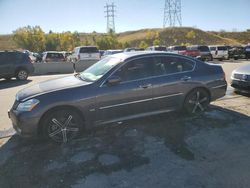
[
  {"left": 70, "top": 46, "right": 100, "bottom": 61},
  {"left": 209, "top": 45, "right": 229, "bottom": 60},
  {"left": 102, "top": 49, "right": 123, "bottom": 58}
]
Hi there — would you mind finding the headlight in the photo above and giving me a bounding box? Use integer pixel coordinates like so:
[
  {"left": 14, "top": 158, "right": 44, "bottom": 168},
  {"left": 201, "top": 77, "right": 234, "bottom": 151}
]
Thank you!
[{"left": 16, "top": 99, "right": 40, "bottom": 112}]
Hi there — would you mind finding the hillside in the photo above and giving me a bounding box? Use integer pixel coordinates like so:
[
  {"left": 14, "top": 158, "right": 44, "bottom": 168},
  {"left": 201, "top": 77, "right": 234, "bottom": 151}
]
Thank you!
[
  {"left": 1, "top": 27, "right": 249, "bottom": 50},
  {"left": 118, "top": 27, "right": 241, "bottom": 46},
  {"left": 210, "top": 31, "right": 250, "bottom": 45}
]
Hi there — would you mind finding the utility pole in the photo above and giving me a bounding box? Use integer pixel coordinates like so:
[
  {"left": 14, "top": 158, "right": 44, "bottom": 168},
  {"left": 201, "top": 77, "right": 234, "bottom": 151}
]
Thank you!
[
  {"left": 163, "top": 0, "right": 182, "bottom": 28},
  {"left": 104, "top": 2, "right": 116, "bottom": 33}
]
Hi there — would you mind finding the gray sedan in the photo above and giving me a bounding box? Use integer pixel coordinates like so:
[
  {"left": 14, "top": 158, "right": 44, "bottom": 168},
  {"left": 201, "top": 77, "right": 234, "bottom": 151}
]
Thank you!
[
  {"left": 9, "top": 51, "right": 227, "bottom": 143},
  {"left": 231, "top": 63, "right": 250, "bottom": 93}
]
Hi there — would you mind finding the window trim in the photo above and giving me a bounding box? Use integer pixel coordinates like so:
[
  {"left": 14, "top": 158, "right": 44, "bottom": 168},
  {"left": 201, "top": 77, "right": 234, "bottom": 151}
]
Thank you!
[{"left": 99, "top": 54, "right": 196, "bottom": 87}]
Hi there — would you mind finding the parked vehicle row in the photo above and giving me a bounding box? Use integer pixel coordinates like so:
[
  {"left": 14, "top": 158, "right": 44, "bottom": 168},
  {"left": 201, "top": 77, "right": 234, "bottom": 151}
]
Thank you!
[{"left": 19, "top": 44, "right": 250, "bottom": 64}]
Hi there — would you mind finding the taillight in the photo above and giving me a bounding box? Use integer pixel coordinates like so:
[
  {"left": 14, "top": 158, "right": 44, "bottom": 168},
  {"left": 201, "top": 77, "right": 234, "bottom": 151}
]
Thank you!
[
  {"left": 28, "top": 57, "right": 33, "bottom": 63},
  {"left": 222, "top": 70, "right": 226, "bottom": 80},
  {"left": 215, "top": 50, "right": 218, "bottom": 55}
]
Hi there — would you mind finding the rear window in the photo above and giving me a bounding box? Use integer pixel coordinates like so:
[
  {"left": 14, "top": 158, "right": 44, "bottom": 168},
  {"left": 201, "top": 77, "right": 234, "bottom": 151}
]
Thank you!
[
  {"left": 46, "top": 53, "right": 64, "bottom": 59},
  {"left": 209, "top": 47, "right": 216, "bottom": 51},
  {"left": 174, "top": 46, "right": 187, "bottom": 51},
  {"left": 198, "top": 46, "right": 209, "bottom": 52},
  {"left": 80, "top": 47, "right": 99, "bottom": 53},
  {"left": 218, "top": 46, "right": 227, "bottom": 51}
]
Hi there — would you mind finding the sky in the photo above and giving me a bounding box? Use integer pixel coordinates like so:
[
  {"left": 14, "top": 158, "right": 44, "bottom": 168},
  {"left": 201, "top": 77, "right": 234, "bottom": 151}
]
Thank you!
[{"left": 0, "top": 0, "right": 249, "bottom": 34}]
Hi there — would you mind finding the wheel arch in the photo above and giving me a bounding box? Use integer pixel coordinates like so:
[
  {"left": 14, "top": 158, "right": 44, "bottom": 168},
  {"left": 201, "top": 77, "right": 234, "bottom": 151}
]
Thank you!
[
  {"left": 15, "top": 66, "right": 29, "bottom": 75},
  {"left": 37, "top": 105, "right": 85, "bottom": 136}
]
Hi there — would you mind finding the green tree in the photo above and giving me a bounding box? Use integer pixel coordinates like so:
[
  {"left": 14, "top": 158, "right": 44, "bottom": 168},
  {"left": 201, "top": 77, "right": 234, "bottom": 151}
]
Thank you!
[
  {"left": 153, "top": 39, "right": 160, "bottom": 46},
  {"left": 139, "top": 41, "right": 148, "bottom": 49},
  {"left": 45, "top": 31, "right": 60, "bottom": 51},
  {"left": 13, "top": 25, "right": 45, "bottom": 52},
  {"left": 186, "top": 30, "right": 196, "bottom": 39},
  {"left": 96, "top": 33, "right": 120, "bottom": 50}
]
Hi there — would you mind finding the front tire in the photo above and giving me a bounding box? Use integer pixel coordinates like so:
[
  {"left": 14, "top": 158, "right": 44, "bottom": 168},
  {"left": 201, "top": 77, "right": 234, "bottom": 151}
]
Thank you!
[
  {"left": 184, "top": 89, "right": 210, "bottom": 114},
  {"left": 42, "top": 109, "right": 84, "bottom": 143},
  {"left": 16, "top": 69, "right": 28, "bottom": 80}
]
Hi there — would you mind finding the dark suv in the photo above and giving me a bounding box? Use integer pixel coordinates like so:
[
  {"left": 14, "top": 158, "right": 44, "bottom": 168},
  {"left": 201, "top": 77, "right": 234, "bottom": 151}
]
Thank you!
[
  {"left": 0, "top": 51, "right": 34, "bottom": 80},
  {"left": 9, "top": 52, "right": 227, "bottom": 143}
]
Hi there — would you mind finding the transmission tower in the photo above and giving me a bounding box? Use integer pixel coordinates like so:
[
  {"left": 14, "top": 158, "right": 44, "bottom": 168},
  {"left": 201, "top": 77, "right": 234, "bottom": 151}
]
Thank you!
[
  {"left": 163, "top": 0, "right": 182, "bottom": 28},
  {"left": 104, "top": 2, "right": 116, "bottom": 33}
]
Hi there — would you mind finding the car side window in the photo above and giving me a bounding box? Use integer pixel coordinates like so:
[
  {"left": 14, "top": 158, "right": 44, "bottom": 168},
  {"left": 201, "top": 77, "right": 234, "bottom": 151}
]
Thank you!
[
  {"left": 114, "top": 57, "right": 154, "bottom": 82},
  {"left": 154, "top": 56, "right": 194, "bottom": 76}
]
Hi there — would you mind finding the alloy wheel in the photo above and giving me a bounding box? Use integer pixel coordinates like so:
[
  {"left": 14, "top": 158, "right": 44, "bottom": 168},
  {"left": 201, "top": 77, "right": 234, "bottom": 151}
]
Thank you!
[
  {"left": 44, "top": 110, "right": 83, "bottom": 143},
  {"left": 184, "top": 89, "right": 210, "bottom": 114},
  {"left": 17, "top": 70, "right": 28, "bottom": 80}
]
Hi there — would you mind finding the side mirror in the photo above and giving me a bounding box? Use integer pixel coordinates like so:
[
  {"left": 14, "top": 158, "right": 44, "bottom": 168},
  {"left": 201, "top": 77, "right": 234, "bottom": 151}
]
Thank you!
[{"left": 106, "top": 76, "right": 121, "bottom": 86}]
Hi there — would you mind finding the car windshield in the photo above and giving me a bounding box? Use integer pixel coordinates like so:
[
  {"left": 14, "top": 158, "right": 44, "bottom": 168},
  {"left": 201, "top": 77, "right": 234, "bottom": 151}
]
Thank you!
[{"left": 80, "top": 56, "right": 121, "bottom": 81}]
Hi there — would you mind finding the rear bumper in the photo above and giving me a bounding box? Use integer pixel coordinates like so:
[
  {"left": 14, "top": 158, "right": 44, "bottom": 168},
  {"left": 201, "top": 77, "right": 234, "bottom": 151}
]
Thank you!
[
  {"left": 8, "top": 109, "right": 40, "bottom": 138},
  {"left": 210, "top": 83, "right": 227, "bottom": 101}
]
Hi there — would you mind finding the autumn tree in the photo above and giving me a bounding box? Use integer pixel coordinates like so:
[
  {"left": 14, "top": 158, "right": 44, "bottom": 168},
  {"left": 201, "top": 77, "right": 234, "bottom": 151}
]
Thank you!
[
  {"left": 45, "top": 31, "right": 60, "bottom": 51},
  {"left": 139, "top": 41, "right": 148, "bottom": 49},
  {"left": 13, "top": 25, "right": 45, "bottom": 52}
]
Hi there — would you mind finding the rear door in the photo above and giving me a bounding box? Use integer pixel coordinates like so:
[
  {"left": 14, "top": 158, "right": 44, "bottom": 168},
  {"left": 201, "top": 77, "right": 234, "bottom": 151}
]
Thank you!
[
  {"left": 95, "top": 56, "right": 155, "bottom": 124},
  {"left": 0, "top": 52, "right": 15, "bottom": 77},
  {"left": 150, "top": 55, "right": 196, "bottom": 111},
  {"left": 209, "top": 47, "right": 216, "bottom": 58},
  {"left": 0, "top": 52, "right": 9, "bottom": 77}
]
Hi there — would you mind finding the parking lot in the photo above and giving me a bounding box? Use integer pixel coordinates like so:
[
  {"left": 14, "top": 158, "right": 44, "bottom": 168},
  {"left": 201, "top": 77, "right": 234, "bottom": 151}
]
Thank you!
[{"left": 0, "top": 60, "right": 249, "bottom": 188}]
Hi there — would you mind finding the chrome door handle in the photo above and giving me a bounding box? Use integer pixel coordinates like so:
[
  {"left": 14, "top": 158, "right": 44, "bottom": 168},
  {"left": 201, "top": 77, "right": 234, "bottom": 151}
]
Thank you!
[
  {"left": 181, "top": 76, "right": 191, "bottom": 81},
  {"left": 139, "top": 84, "right": 152, "bottom": 89}
]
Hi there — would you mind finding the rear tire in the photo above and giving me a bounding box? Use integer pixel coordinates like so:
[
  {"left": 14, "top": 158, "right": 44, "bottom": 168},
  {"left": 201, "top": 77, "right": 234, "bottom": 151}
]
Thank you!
[
  {"left": 16, "top": 69, "right": 28, "bottom": 80},
  {"left": 42, "top": 109, "right": 84, "bottom": 143},
  {"left": 184, "top": 89, "right": 210, "bottom": 114}
]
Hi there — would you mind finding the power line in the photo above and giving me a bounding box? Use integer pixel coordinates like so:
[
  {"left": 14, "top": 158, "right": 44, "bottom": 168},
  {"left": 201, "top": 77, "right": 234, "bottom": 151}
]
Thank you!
[
  {"left": 163, "top": 0, "right": 182, "bottom": 28},
  {"left": 104, "top": 2, "right": 116, "bottom": 33}
]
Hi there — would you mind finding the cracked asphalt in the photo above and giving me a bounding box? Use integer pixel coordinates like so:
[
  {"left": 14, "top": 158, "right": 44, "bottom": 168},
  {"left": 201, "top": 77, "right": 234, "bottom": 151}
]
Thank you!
[{"left": 0, "top": 60, "right": 249, "bottom": 188}]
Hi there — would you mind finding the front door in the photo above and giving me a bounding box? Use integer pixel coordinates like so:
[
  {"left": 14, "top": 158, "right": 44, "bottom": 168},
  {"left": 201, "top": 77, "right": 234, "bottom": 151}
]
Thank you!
[{"left": 95, "top": 57, "right": 155, "bottom": 125}]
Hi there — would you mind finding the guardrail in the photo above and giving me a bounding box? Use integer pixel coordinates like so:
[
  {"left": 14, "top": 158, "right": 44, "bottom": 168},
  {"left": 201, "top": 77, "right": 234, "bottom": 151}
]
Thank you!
[{"left": 32, "top": 60, "right": 97, "bottom": 75}]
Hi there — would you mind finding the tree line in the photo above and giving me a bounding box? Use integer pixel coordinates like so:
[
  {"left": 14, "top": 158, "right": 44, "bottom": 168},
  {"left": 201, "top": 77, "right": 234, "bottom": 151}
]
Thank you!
[{"left": 12, "top": 26, "right": 166, "bottom": 52}]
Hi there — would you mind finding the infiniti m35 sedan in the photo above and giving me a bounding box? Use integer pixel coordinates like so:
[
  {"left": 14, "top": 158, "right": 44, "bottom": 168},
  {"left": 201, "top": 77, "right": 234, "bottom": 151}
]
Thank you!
[{"left": 9, "top": 51, "right": 227, "bottom": 143}]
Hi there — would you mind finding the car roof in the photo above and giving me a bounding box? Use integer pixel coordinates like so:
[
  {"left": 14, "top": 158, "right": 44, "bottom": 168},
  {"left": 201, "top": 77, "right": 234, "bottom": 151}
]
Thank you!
[{"left": 109, "top": 51, "right": 187, "bottom": 61}]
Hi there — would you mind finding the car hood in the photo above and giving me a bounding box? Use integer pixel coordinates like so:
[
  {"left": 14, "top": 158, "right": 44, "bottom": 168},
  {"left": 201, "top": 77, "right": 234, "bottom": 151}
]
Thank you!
[
  {"left": 17, "top": 75, "right": 91, "bottom": 101},
  {"left": 234, "top": 64, "right": 250, "bottom": 75}
]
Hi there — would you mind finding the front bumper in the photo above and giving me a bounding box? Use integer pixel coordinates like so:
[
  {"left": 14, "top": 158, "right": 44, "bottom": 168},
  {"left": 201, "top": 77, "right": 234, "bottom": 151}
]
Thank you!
[
  {"left": 231, "top": 79, "right": 250, "bottom": 92},
  {"left": 8, "top": 109, "right": 40, "bottom": 138}
]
